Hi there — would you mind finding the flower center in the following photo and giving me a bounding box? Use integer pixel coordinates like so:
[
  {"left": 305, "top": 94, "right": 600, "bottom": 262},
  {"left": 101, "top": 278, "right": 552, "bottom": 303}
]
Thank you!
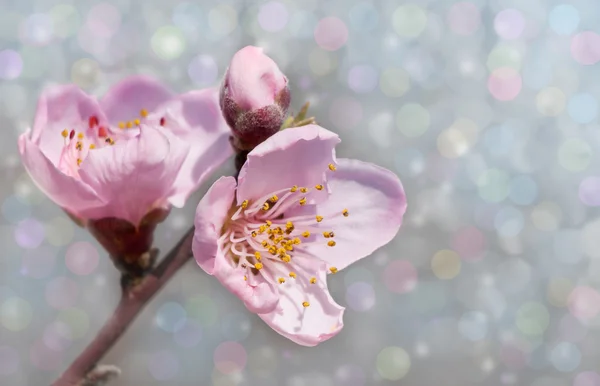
[{"left": 220, "top": 164, "right": 348, "bottom": 308}]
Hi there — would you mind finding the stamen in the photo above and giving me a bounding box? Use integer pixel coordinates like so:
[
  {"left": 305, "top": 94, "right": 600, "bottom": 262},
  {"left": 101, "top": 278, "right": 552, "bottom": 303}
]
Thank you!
[
  {"left": 316, "top": 215, "right": 323, "bottom": 223},
  {"left": 329, "top": 267, "right": 338, "bottom": 274},
  {"left": 278, "top": 278, "right": 285, "bottom": 284},
  {"left": 254, "top": 262, "right": 263, "bottom": 270},
  {"left": 315, "top": 184, "right": 323, "bottom": 190},
  {"left": 302, "top": 231, "right": 310, "bottom": 238},
  {"left": 299, "top": 198, "right": 307, "bottom": 205},
  {"left": 69, "top": 130, "right": 75, "bottom": 139},
  {"left": 327, "top": 241, "right": 336, "bottom": 247},
  {"left": 75, "top": 141, "right": 83, "bottom": 151},
  {"left": 118, "top": 122, "right": 125, "bottom": 129},
  {"left": 140, "top": 109, "right": 148, "bottom": 118},
  {"left": 254, "top": 251, "right": 261, "bottom": 260},
  {"left": 89, "top": 144, "right": 96, "bottom": 149},
  {"left": 289, "top": 272, "right": 297, "bottom": 278},
  {"left": 241, "top": 200, "right": 248, "bottom": 209},
  {"left": 323, "top": 232, "right": 331, "bottom": 238},
  {"left": 310, "top": 277, "right": 317, "bottom": 284},
  {"left": 76, "top": 158, "right": 82, "bottom": 166},
  {"left": 300, "top": 187, "right": 308, "bottom": 193},
  {"left": 302, "top": 301, "right": 310, "bottom": 307},
  {"left": 262, "top": 202, "right": 270, "bottom": 211},
  {"left": 271, "top": 195, "right": 279, "bottom": 203},
  {"left": 251, "top": 231, "right": 257, "bottom": 238},
  {"left": 342, "top": 209, "right": 349, "bottom": 217},
  {"left": 244, "top": 275, "right": 247, "bottom": 281},
  {"left": 77, "top": 132, "right": 84, "bottom": 139},
  {"left": 61, "top": 129, "right": 68, "bottom": 138},
  {"left": 133, "top": 118, "right": 141, "bottom": 126},
  {"left": 125, "top": 121, "right": 132, "bottom": 129},
  {"left": 105, "top": 137, "right": 115, "bottom": 145},
  {"left": 328, "top": 163, "right": 336, "bottom": 171},
  {"left": 290, "top": 185, "right": 298, "bottom": 192},
  {"left": 160, "top": 117, "right": 166, "bottom": 126},
  {"left": 266, "top": 220, "right": 272, "bottom": 227}
]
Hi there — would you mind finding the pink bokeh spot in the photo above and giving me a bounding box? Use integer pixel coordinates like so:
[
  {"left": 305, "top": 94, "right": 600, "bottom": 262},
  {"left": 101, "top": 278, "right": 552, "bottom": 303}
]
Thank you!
[
  {"left": 214, "top": 341, "right": 247, "bottom": 374},
  {"left": 568, "top": 286, "right": 600, "bottom": 322},
  {"left": 494, "top": 9, "right": 525, "bottom": 40},
  {"left": 30, "top": 339, "right": 62, "bottom": 371},
  {"left": 383, "top": 260, "right": 418, "bottom": 294},
  {"left": 45, "top": 277, "right": 78, "bottom": 310},
  {"left": 65, "top": 241, "right": 100, "bottom": 276},
  {"left": 314, "top": 17, "right": 349, "bottom": 51},
  {"left": 447, "top": 2, "right": 481, "bottom": 36},
  {"left": 579, "top": 177, "right": 600, "bottom": 206},
  {"left": 571, "top": 32, "right": 600, "bottom": 65},
  {"left": 452, "top": 226, "right": 486, "bottom": 262},
  {"left": 488, "top": 67, "right": 522, "bottom": 101},
  {"left": 575, "top": 371, "right": 600, "bottom": 386}
]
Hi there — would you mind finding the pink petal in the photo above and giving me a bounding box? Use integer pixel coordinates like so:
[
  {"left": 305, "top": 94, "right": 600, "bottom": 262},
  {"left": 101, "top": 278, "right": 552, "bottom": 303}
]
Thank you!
[
  {"left": 237, "top": 124, "right": 340, "bottom": 203},
  {"left": 303, "top": 158, "right": 407, "bottom": 271},
  {"left": 100, "top": 75, "right": 174, "bottom": 124},
  {"left": 77, "top": 125, "right": 186, "bottom": 225},
  {"left": 150, "top": 89, "right": 233, "bottom": 207},
  {"left": 258, "top": 258, "right": 344, "bottom": 346},
  {"left": 18, "top": 133, "right": 105, "bottom": 217},
  {"left": 225, "top": 46, "right": 288, "bottom": 111},
  {"left": 31, "top": 84, "right": 106, "bottom": 166}
]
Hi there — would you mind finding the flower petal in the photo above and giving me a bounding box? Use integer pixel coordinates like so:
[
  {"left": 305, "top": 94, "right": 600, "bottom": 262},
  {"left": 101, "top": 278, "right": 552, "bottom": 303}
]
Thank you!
[
  {"left": 192, "top": 176, "right": 279, "bottom": 314},
  {"left": 258, "top": 258, "right": 344, "bottom": 346},
  {"left": 101, "top": 76, "right": 174, "bottom": 124},
  {"left": 302, "top": 158, "right": 407, "bottom": 271},
  {"left": 31, "top": 84, "right": 106, "bottom": 165},
  {"left": 77, "top": 125, "right": 186, "bottom": 225},
  {"left": 150, "top": 89, "right": 233, "bottom": 207},
  {"left": 237, "top": 124, "right": 340, "bottom": 204},
  {"left": 18, "top": 133, "right": 105, "bottom": 217}
]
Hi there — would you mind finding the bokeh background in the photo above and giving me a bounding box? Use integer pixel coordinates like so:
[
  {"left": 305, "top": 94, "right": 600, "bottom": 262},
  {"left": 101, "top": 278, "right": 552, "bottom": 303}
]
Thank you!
[{"left": 2, "top": 0, "right": 600, "bottom": 385}]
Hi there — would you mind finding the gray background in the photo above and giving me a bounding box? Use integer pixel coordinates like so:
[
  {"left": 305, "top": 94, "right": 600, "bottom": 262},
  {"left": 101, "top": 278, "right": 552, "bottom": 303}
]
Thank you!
[{"left": 1, "top": 0, "right": 600, "bottom": 385}]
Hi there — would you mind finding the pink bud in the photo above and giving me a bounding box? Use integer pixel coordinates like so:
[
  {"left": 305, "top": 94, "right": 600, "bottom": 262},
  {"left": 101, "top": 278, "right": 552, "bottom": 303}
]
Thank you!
[{"left": 220, "top": 46, "right": 291, "bottom": 148}]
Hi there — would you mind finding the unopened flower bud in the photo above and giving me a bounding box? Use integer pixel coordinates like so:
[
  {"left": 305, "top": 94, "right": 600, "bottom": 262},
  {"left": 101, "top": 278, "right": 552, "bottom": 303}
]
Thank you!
[{"left": 220, "top": 46, "right": 291, "bottom": 149}]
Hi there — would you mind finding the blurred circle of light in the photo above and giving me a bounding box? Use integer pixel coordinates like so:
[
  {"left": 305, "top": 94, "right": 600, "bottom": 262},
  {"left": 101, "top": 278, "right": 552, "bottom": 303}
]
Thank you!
[
  {"left": 392, "top": 4, "right": 427, "bottom": 38},
  {"left": 531, "top": 201, "right": 562, "bottom": 231},
  {"left": 208, "top": 5, "right": 238, "bottom": 37},
  {"left": 344, "top": 266, "right": 375, "bottom": 287},
  {"left": 65, "top": 241, "right": 100, "bottom": 276},
  {"left": 523, "top": 58, "right": 552, "bottom": 90},
  {"left": 550, "top": 342, "right": 581, "bottom": 372},
  {"left": 494, "top": 9, "right": 525, "bottom": 40},
  {"left": 314, "top": 17, "right": 348, "bottom": 51},
  {"left": 509, "top": 175, "right": 538, "bottom": 206},
  {"left": 348, "top": 2, "right": 379, "bottom": 32},
  {"left": 308, "top": 48, "right": 338, "bottom": 76},
  {"left": 437, "top": 128, "right": 469, "bottom": 159},
  {"left": 553, "top": 230, "right": 582, "bottom": 265},
  {"left": 447, "top": 2, "right": 481, "bottom": 36},
  {"left": 379, "top": 67, "right": 411, "bottom": 97},
  {"left": 151, "top": 26, "right": 186, "bottom": 61},
  {"left": 431, "top": 250, "right": 461, "bottom": 280},
  {"left": 568, "top": 286, "right": 600, "bottom": 322},
  {"left": 483, "top": 123, "right": 515, "bottom": 156},
  {"left": 347, "top": 65, "right": 378, "bottom": 94},
  {"left": 43, "top": 321, "right": 72, "bottom": 352},
  {"left": 487, "top": 44, "right": 522, "bottom": 71},
  {"left": 247, "top": 346, "right": 277, "bottom": 377},
  {"left": 458, "top": 311, "right": 488, "bottom": 341},
  {"left": 0, "top": 346, "right": 19, "bottom": 375},
  {"left": 477, "top": 168, "right": 510, "bottom": 203},
  {"left": 396, "top": 103, "right": 430, "bottom": 138},
  {"left": 30, "top": 339, "right": 62, "bottom": 371},
  {"left": 376, "top": 346, "right": 411, "bottom": 380},
  {"left": 567, "top": 93, "right": 598, "bottom": 124},
  {"left": 57, "top": 308, "right": 90, "bottom": 339},
  {"left": 574, "top": 371, "right": 600, "bottom": 386},
  {"left": 488, "top": 67, "right": 522, "bottom": 101},
  {"left": 172, "top": 3, "right": 204, "bottom": 33},
  {"left": 1, "top": 297, "right": 33, "bottom": 332},
  {"left": 50, "top": 4, "right": 80, "bottom": 39},
  {"left": 45, "top": 217, "right": 74, "bottom": 247},
  {"left": 0, "top": 50, "right": 23, "bottom": 80},
  {"left": 515, "top": 302, "right": 550, "bottom": 336},
  {"left": 346, "top": 282, "right": 376, "bottom": 312},
  {"left": 579, "top": 177, "right": 600, "bottom": 206},
  {"left": 536, "top": 87, "right": 566, "bottom": 116},
  {"left": 220, "top": 312, "right": 252, "bottom": 341},
  {"left": 497, "top": 258, "right": 531, "bottom": 294},
  {"left": 558, "top": 138, "right": 592, "bottom": 172},
  {"left": 383, "top": 260, "right": 417, "bottom": 293},
  {"left": 148, "top": 350, "right": 179, "bottom": 380},
  {"left": 19, "top": 13, "right": 54, "bottom": 46},
  {"left": 547, "top": 277, "right": 573, "bottom": 307},
  {"left": 173, "top": 319, "right": 202, "bottom": 348},
  {"left": 549, "top": 4, "right": 580, "bottom": 36},
  {"left": 188, "top": 55, "right": 218, "bottom": 87},
  {"left": 452, "top": 226, "right": 485, "bottom": 262},
  {"left": 185, "top": 295, "right": 217, "bottom": 327},
  {"left": 155, "top": 302, "right": 187, "bottom": 333},
  {"left": 329, "top": 96, "right": 362, "bottom": 130},
  {"left": 558, "top": 314, "right": 587, "bottom": 342},
  {"left": 14, "top": 218, "right": 45, "bottom": 249},
  {"left": 289, "top": 11, "right": 317, "bottom": 39},
  {"left": 21, "top": 246, "right": 57, "bottom": 279},
  {"left": 45, "top": 277, "right": 78, "bottom": 310},
  {"left": 86, "top": 3, "right": 121, "bottom": 38},
  {"left": 335, "top": 364, "right": 366, "bottom": 386},
  {"left": 71, "top": 58, "right": 101, "bottom": 89},
  {"left": 571, "top": 32, "right": 600, "bottom": 65},
  {"left": 394, "top": 148, "right": 425, "bottom": 177},
  {"left": 214, "top": 341, "right": 247, "bottom": 374},
  {"left": 2, "top": 195, "right": 31, "bottom": 223},
  {"left": 494, "top": 206, "right": 524, "bottom": 237},
  {"left": 258, "top": 2, "right": 288, "bottom": 32}
]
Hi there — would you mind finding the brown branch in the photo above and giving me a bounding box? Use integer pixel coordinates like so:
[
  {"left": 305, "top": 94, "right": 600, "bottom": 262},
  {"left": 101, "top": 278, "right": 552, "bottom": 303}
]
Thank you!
[{"left": 51, "top": 226, "right": 195, "bottom": 386}]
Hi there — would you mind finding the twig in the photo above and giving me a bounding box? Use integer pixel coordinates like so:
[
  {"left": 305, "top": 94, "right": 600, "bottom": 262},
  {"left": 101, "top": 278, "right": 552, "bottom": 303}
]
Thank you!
[{"left": 51, "top": 226, "right": 195, "bottom": 386}]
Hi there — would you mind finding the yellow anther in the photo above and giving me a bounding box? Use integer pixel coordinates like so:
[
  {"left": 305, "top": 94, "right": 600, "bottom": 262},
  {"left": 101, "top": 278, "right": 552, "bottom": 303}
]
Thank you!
[
  {"left": 278, "top": 277, "right": 285, "bottom": 284},
  {"left": 271, "top": 195, "right": 278, "bottom": 202},
  {"left": 268, "top": 246, "right": 277, "bottom": 255},
  {"left": 76, "top": 158, "right": 82, "bottom": 166},
  {"left": 302, "top": 231, "right": 310, "bottom": 238},
  {"left": 75, "top": 141, "right": 83, "bottom": 151},
  {"left": 118, "top": 121, "right": 125, "bottom": 129},
  {"left": 300, "top": 187, "right": 308, "bottom": 193},
  {"left": 126, "top": 121, "right": 133, "bottom": 128},
  {"left": 328, "top": 231, "right": 335, "bottom": 238},
  {"left": 299, "top": 197, "right": 307, "bottom": 206},
  {"left": 329, "top": 267, "right": 338, "bottom": 274},
  {"left": 342, "top": 209, "right": 349, "bottom": 217},
  {"left": 241, "top": 200, "right": 248, "bottom": 209},
  {"left": 61, "top": 129, "right": 68, "bottom": 138},
  {"left": 286, "top": 221, "right": 293, "bottom": 229},
  {"left": 140, "top": 108, "right": 148, "bottom": 118},
  {"left": 254, "top": 262, "right": 263, "bottom": 270},
  {"left": 289, "top": 272, "right": 297, "bottom": 278},
  {"left": 77, "top": 132, "right": 84, "bottom": 139},
  {"left": 251, "top": 231, "right": 257, "bottom": 238},
  {"left": 316, "top": 215, "right": 324, "bottom": 223},
  {"left": 290, "top": 185, "right": 298, "bottom": 192},
  {"left": 327, "top": 240, "right": 336, "bottom": 247},
  {"left": 261, "top": 240, "right": 268, "bottom": 247},
  {"left": 302, "top": 301, "right": 310, "bottom": 307},
  {"left": 254, "top": 251, "right": 261, "bottom": 260},
  {"left": 323, "top": 231, "right": 331, "bottom": 238},
  {"left": 328, "top": 163, "right": 337, "bottom": 171},
  {"left": 262, "top": 202, "right": 270, "bottom": 211},
  {"left": 244, "top": 275, "right": 247, "bottom": 281},
  {"left": 266, "top": 220, "right": 272, "bottom": 227},
  {"left": 293, "top": 237, "right": 301, "bottom": 244},
  {"left": 277, "top": 247, "right": 286, "bottom": 256},
  {"left": 310, "top": 277, "right": 317, "bottom": 284},
  {"left": 105, "top": 137, "right": 115, "bottom": 145},
  {"left": 281, "top": 255, "right": 291, "bottom": 263},
  {"left": 258, "top": 225, "right": 266, "bottom": 233},
  {"left": 315, "top": 184, "right": 323, "bottom": 190},
  {"left": 133, "top": 118, "right": 141, "bottom": 126},
  {"left": 89, "top": 144, "right": 96, "bottom": 149}
]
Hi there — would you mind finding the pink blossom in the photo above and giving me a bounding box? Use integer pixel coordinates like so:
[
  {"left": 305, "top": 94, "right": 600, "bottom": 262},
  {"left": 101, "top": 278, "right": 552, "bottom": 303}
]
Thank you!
[
  {"left": 220, "top": 46, "right": 291, "bottom": 148},
  {"left": 193, "top": 125, "right": 407, "bottom": 346},
  {"left": 18, "top": 76, "right": 232, "bottom": 226}
]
